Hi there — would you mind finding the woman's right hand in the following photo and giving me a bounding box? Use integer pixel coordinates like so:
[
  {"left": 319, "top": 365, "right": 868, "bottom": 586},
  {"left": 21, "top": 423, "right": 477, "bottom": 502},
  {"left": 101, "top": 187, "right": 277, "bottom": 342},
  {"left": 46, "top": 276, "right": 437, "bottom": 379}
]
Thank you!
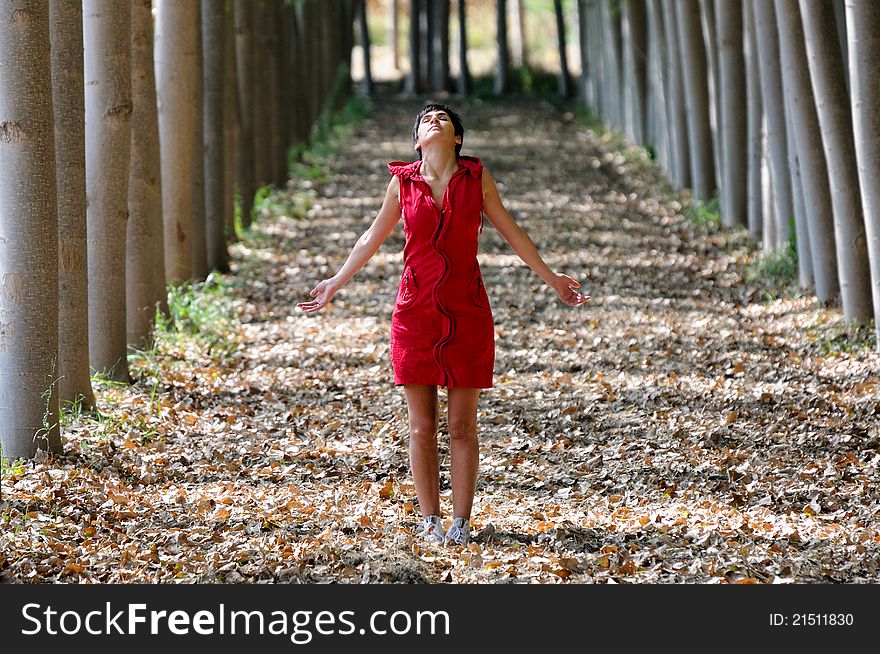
[{"left": 297, "top": 278, "right": 340, "bottom": 313}]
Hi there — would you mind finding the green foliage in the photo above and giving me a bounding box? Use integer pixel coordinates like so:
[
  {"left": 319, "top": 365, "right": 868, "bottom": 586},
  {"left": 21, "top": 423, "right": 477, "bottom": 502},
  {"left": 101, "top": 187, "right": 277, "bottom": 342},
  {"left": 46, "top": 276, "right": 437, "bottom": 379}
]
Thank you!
[
  {"left": 289, "top": 89, "right": 371, "bottom": 183},
  {"left": 0, "top": 453, "right": 26, "bottom": 477},
  {"left": 128, "top": 273, "right": 240, "bottom": 377},
  {"left": 745, "top": 242, "right": 798, "bottom": 283},
  {"left": 809, "top": 320, "right": 877, "bottom": 355},
  {"left": 683, "top": 197, "right": 722, "bottom": 229},
  {"left": 470, "top": 66, "right": 562, "bottom": 99}
]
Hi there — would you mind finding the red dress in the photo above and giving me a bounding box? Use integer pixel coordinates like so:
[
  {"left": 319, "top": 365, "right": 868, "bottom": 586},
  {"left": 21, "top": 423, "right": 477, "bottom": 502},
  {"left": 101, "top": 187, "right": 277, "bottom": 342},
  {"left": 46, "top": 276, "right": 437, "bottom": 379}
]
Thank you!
[{"left": 387, "top": 156, "right": 494, "bottom": 388}]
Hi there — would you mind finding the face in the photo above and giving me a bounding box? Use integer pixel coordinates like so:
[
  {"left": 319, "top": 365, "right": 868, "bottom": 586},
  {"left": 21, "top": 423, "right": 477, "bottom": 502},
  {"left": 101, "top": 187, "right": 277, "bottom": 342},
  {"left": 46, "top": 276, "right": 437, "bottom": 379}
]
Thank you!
[{"left": 415, "top": 110, "right": 462, "bottom": 153}]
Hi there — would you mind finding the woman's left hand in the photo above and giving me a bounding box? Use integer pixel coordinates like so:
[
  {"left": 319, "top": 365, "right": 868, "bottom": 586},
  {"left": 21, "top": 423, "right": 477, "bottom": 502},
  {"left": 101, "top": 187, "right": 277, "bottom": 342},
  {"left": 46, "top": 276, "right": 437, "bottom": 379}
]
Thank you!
[{"left": 550, "top": 273, "right": 590, "bottom": 306}]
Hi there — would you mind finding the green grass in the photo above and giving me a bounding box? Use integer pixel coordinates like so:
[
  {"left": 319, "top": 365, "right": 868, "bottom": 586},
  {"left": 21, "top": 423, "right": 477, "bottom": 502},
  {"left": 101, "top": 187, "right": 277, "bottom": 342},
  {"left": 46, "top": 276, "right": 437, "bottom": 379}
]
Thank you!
[
  {"left": 128, "top": 272, "right": 241, "bottom": 383},
  {"left": 808, "top": 320, "right": 878, "bottom": 356},
  {"left": 470, "top": 65, "right": 564, "bottom": 99},
  {"left": 683, "top": 197, "right": 722, "bottom": 229},
  {"left": 744, "top": 241, "right": 798, "bottom": 284}
]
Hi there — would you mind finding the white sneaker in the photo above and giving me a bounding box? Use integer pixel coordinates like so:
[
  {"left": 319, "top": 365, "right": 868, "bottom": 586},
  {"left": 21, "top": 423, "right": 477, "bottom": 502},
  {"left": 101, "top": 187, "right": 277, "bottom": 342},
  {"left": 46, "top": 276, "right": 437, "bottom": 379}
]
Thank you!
[
  {"left": 419, "top": 515, "right": 445, "bottom": 545},
  {"left": 444, "top": 517, "right": 470, "bottom": 546}
]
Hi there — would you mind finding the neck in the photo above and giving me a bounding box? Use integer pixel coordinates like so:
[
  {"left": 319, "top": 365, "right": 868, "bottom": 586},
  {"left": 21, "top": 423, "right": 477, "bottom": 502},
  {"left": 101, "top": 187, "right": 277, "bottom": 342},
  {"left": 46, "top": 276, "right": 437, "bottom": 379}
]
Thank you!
[{"left": 419, "top": 145, "right": 458, "bottom": 178}]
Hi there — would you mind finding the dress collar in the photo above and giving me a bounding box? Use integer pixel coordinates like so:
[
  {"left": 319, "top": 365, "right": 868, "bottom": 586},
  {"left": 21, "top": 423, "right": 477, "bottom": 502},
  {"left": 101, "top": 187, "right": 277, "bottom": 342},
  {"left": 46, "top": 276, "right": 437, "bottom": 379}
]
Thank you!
[{"left": 387, "top": 156, "right": 483, "bottom": 180}]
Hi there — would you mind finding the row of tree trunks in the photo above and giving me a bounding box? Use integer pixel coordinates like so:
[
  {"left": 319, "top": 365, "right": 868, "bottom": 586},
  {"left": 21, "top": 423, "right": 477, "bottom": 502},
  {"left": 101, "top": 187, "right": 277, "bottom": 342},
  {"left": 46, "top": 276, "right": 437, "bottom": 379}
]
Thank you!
[
  {"left": 1, "top": 1, "right": 354, "bottom": 459},
  {"left": 580, "top": 0, "right": 878, "bottom": 337}
]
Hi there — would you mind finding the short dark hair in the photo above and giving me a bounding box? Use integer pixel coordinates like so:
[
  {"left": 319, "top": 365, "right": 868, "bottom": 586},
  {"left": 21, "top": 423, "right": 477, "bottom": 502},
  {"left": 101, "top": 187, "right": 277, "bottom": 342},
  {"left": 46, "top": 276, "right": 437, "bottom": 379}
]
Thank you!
[{"left": 412, "top": 103, "right": 464, "bottom": 159}]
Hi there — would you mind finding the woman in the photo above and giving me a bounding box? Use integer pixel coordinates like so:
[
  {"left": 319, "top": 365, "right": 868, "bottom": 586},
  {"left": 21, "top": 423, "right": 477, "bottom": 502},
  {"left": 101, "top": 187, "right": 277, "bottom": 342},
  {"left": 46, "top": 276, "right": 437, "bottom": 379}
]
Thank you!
[{"left": 297, "top": 104, "right": 589, "bottom": 546}]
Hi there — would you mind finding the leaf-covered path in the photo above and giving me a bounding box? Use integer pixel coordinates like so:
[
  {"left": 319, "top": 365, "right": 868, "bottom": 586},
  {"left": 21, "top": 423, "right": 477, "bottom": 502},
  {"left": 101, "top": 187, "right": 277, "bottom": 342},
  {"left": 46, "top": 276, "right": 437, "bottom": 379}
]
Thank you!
[{"left": 4, "top": 96, "right": 880, "bottom": 583}]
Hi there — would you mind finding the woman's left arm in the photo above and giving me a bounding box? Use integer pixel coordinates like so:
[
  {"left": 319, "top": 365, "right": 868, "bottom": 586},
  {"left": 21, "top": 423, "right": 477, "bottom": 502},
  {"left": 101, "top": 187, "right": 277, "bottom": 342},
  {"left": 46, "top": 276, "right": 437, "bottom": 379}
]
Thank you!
[{"left": 481, "top": 167, "right": 590, "bottom": 306}]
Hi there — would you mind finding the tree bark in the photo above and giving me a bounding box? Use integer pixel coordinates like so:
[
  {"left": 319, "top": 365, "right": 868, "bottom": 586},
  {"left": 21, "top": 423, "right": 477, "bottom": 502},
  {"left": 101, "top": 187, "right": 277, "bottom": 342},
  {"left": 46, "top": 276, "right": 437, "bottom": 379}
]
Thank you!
[
  {"left": 509, "top": 0, "right": 527, "bottom": 67},
  {"left": 699, "top": 0, "right": 722, "bottom": 191},
  {"left": 357, "top": 0, "right": 374, "bottom": 95},
  {"left": 406, "top": 0, "right": 421, "bottom": 92},
  {"left": 234, "top": 0, "right": 255, "bottom": 229},
  {"left": 554, "top": 0, "right": 572, "bottom": 97},
  {"left": 202, "top": 0, "right": 227, "bottom": 273},
  {"left": 784, "top": 86, "right": 814, "bottom": 287},
  {"left": 190, "top": 6, "right": 206, "bottom": 281},
  {"left": 577, "top": 0, "right": 594, "bottom": 109},
  {"left": 645, "top": 0, "right": 668, "bottom": 170},
  {"left": 0, "top": 0, "right": 61, "bottom": 458},
  {"left": 224, "top": 1, "right": 238, "bottom": 245},
  {"left": 598, "top": 0, "right": 622, "bottom": 126},
  {"left": 128, "top": 0, "right": 167, "bottom": 351},
  {"left": 751, "top": 0, "right": 793, "bottom": 247},
  {"left": 676, "top": 0, "right": 715, "bottom": 201},
  {"left": 51, "top": 0, "right": 95, "bottom": 413},
  {"left": 253, "top": 0, "right": 270, "bottom": 190},
  {"left": 426, "top": 0, "right": 450, "bottom": 92},
  {"left": 84, "top": 0, "right": 132, "bottom": 382},
  {"left": 390, "top": 0, "right": 400, "bottom": 71},
  {"left": 715, "top": 0, "right": 747, "bottom": 226},
  {"left": 743, "top": 0, "right": 763, "bottom": 239},
  {"left": 775, "top": 0, "right": 838, "bottom": 305},
  {"left": 457, "top": 0, "right": 471, "bottom": 95},
  {"left": 661, "top": 0, "right": 690, "bottom": 189},
  {"left": 621, "top": 0, "right": 647, "bottom": 144},
  {"left": 801, "top": 0, "right": 872, "bottom": 321},
  {"left": 846, "top": 0, "right": 880, "bottom": 342},
  {"left": 156, "top": 1, "right": 198, "bottom": 284},
  {"left": 495, "top": 0, "right": 510, "bottom": 94}
]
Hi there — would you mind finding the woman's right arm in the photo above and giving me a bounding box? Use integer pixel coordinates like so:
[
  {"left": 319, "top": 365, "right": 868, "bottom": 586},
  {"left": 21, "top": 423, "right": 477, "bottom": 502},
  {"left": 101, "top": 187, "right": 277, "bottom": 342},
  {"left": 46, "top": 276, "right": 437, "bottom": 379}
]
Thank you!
[{"left": 296, "top": 176, "right": 401, "bottom": 313}]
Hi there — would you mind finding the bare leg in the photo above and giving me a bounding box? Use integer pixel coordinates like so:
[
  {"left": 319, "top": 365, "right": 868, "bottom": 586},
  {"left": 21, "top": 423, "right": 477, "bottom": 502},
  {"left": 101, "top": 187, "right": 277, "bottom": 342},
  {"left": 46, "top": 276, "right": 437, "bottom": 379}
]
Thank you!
[
  {"left": 447, "top": 387, "right": 481, "bottom": 519},
  {"left": 404, "top": 384, "right": 440, "bottom": 517}
]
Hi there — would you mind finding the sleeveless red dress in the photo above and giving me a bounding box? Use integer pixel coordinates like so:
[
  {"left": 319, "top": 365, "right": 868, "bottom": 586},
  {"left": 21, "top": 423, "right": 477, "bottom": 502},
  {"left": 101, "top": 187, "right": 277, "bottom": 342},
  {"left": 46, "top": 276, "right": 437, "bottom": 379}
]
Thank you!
[{"left": 387, "top": 156, "right": 494, "bottom": 388}]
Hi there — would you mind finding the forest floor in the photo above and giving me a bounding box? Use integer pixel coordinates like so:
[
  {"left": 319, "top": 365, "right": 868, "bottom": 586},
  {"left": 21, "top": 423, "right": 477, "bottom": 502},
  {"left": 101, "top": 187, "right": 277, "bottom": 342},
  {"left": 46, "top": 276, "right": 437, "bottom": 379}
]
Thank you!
[{"left": 3, "top": 95, "right": 880, "bottom": 584}]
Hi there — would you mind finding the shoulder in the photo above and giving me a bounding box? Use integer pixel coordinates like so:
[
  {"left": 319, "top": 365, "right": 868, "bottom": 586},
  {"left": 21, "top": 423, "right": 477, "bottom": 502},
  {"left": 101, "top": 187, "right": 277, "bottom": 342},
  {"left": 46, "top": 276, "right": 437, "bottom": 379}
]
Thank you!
[
  {"left": 387, "top": 160, "right": 420, "bottom": 179},
  {"left": 457, "top": 155, "right": 483, "bottom": 179}
]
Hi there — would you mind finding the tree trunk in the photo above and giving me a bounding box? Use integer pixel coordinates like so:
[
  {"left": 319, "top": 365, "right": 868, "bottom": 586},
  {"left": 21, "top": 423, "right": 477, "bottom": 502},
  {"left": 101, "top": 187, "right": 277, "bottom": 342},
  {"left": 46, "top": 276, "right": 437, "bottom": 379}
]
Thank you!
[
  {"left": 715, "top": 0, "right": 747, "bottom": 226},
  {"left": 390, "top": 0, "right": 400, "bottom": 71},
  {"left": 509, "top": 0, "right": 527, "bottom": 67},
  {"left": 425, "top": 0, "right": 450, "bottom": 92},
  {"left": 270, "top": 1, "right": 286, "bottom": 186},
  {"left": 751, "top": 0, "right": 793, "bottom": 247},
  {"left": 253, "top": 0, "right": 270, "bottom": 190},
  {"left": 586, "top": 0, "right": 604, "bottom": 116},
  {"left": 51, "top": 0, "right": 95, "bottom": 413},
  {"left": 645, "top": 0, "right": 668, "bottom": 170},
  {"left": 832, "top": 0, "right": 849, "bottom": 97},
  {"left": 661, "top": 0, "right": 690, "bottom": 189},
  {"left": 0, "top": 1, "right": 61, "bottom": 458},
  {"left": 225, "top": 2, "right": 238, "bottom": 245},
  {"left": 190, "top": 6, "right": 206, "bottom": 281},
  {"left": 357, "top": 0, "right": 374, "bottom": 95},
  {"left": 847, "top": 0, "right": 880, "bottom": 343},
  {"left": 234, "top": 0, "right": 255, "bottom": 229},
  {"left": 457, "top": 0, "right": 471, "bottom": 95},
  {"left": 775, "top": 0, "right": 838, "bottom": 305},
  {"left": 84, "top": 0, "right": 132, "bottom": 383},
  {"left": 202, "top": 0, "right": 227, "bottom": 273},
  {"left": 598, "top": 0, "right": 622, "bottom": 126},
  {"left": 156, "top": 1, "right": 197, "bottom": 284},
  {"left": 743, "top": 0, "right": 763, "bottom": 240},
  {"left": 784, "top": 87, "right": 814, "bottom": 287},
  {"left": 577, "top": 0, "right": 593, "bottom": 109},
  {"left": 128, "top": 0, "right": 167, "bottom": 351},
  {"left": 406, "top": 0, "right": 421, "bottom": 92},
  {"left": 554, "top": 0, "right": 572, "bottom": 97},
  {"left": 495, "top": 0, "right": 510, "bottom": 94},
  {"left": 699, "top": 0, "right": 722, "bottom": 192},
  {"left": 801, "top": 0, "right": 872, "bottom": 321},
  {"left": 621, "top": 0, "right": 647, "bottom": 144},
  {"left": 676, "top": 0, "right": 715, "bottom": 201}
]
